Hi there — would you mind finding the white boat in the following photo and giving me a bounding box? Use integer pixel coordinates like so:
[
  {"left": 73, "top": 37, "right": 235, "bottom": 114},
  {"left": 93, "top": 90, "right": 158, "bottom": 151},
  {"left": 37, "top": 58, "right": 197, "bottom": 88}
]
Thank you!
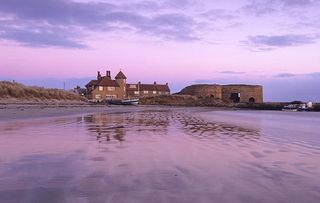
[
  {"left": 282, "top": 104, "right": 298, "bottom": 112},
  {"left": 282, "top": 103, "right": 309, "bottom": 112},
  {"left": 107, "top": 98, "right": 139, "bottom": 105},
  {"left": 121, "top": 99, "right": 139, "bottom": 105}
]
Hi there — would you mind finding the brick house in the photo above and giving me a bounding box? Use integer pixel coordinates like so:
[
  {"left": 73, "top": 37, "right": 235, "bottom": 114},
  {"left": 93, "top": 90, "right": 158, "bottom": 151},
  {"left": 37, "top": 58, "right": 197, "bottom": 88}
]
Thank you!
[
  {"left": 86, "top": 70, "right": 170, "bottom": 101},
  {"left": 126, "top": 82, "right": 170, "bottom": 98}
]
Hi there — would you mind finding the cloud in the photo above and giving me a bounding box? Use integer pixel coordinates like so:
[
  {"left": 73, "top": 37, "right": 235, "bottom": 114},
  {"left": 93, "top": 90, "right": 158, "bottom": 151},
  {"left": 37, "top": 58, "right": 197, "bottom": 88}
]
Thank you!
[
  {"left": 243, "top": 0, "right": 319, "bottom": 15},
  {"left": 194, "top": 79, "right": 212, "bottom": 83},
  {"left": 244, "top": 34, "right": 317, "bottom": 51},
  {"left": 273, "top": 73, "right": 300, "bottom": 78},
  {"left": 220, "top": 71, "right": 245, "bottom": 75},
  {"left": 1, "top": 0, "right": 318, "bottom": 49},
  {"left": 162, "top": 0, "right": 194, "bottom": 9},
  {"left": 0, "top": 20, "right": 87, "bottom": 48},
  {"left": 201, "top": 9, "right": 239, "bottom": 21},
  {"left": 306, "top": 72, "right": 320, "bottom": 78},
  {"left": 273, "top": 72, "right": 320, "bottom": 78},
  {"left": 242, "top": 1, "right": 278, "bottom": 16},
  {"left": 0, "top": 0, "right": 203, "bottom": 48},
  {"left": 280, "top": 0, "right": 317, "bottom": 7}
]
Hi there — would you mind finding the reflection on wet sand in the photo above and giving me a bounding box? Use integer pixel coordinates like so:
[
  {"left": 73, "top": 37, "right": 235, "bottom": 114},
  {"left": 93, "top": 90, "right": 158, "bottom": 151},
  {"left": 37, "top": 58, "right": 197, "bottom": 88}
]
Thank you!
[
  {"left": 0, "top": 107, "right": 320, "bottom": 203},
  {"left": 84, "top": 110, "right": 260, "bottom": 144}
]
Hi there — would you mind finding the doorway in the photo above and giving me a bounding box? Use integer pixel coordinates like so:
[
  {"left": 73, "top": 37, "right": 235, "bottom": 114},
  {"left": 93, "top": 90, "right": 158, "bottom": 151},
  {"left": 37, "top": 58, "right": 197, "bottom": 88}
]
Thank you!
[
  {"left": 230, "top": 93, "right": 240, "bottom": 103},
  {"left": 249, "top": 97, "right": 255, "bottom": 103}
]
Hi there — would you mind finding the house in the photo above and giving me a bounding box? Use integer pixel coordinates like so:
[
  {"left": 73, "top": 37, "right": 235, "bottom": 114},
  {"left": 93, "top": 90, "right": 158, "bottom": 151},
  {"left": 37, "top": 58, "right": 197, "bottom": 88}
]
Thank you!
[
  {"left": 126, "top": 82, "right": 170, "bottom": 98},
  {"left": 86, "top": 70, "right": 170, "bottom": 102},
  {"left": 71, "top": 86, "right": 86, "bottom": 96},
  {"left": 85, "top": 70, "right": 126, "bottom": 102}
]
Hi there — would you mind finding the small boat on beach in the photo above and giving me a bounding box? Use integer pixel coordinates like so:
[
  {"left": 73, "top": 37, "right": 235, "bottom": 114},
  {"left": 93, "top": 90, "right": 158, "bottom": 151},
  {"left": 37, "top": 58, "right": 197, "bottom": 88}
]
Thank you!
[
  {"left": 107, "top": 99, "right": 139, "bottom": 105},
  {"left": 282, "top": 103, "right": 309, "bottom": 112},
  {"left": 121, "top": 99, "right": 139, "bottom": 105},
  {"left": 282, "top": 106, "right": 298, "bottom": 112}
]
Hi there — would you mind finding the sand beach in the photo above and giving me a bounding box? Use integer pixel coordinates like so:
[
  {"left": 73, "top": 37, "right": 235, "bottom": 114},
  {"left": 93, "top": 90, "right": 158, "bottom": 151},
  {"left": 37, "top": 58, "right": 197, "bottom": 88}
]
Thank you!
[{"left": 0, "top": 106, "right": 319, "bottom": 203}]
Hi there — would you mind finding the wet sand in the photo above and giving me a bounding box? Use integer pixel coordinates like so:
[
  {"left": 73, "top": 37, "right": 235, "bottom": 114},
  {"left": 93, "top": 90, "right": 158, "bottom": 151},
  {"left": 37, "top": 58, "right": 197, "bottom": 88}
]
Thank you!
[
  {"left": 0, "top": 107, "right": 319, "bottom": 203},
  {"left": 0, "top": 104, "right": 154, "bottom": 121}
]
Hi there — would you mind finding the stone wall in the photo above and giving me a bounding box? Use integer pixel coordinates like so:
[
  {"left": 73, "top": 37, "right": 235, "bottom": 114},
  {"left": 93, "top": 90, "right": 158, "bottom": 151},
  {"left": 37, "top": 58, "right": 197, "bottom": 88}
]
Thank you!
[
  {"left": 222, "top": 85, "right": 263, "bottom": 103},
  {"left": 140, "top": 95, "right": 229, "bottom": 107},
  {"left": 178, "top": 84, "right": 263, "bottom": 103},
  {"left": 178, "top": 85, "right": 222, "bottom": 99}
]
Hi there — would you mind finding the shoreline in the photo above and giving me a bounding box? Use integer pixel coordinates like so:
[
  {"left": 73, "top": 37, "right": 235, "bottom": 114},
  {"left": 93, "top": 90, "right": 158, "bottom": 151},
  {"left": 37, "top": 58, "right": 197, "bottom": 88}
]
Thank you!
[
  {"left": 1, "top": 102, "right": 319, "bottom": 122},
  {"left": 0, "top": 104, "right": 119, "bottom": 122},
  {"left": 0, "top": 103, "right": 232, "bottom": 122}
]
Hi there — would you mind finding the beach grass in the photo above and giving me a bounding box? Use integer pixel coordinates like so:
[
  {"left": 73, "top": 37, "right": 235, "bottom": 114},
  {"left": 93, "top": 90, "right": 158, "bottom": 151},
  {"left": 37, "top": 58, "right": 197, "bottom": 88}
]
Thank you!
[{"left": 0, "top": 81, "right": 86, "bottom": 103}]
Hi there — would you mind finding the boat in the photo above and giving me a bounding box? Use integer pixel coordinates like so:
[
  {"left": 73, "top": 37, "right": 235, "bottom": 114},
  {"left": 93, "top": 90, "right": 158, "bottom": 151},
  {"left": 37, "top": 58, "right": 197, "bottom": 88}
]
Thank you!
[
  {"left": 107, "top": 98, "right": 139, "bottom": 105},
  {"left": 282, "top": 104, "right": 298, "bottom": 112},
  {"left": 121, "top": 99, "right": 139, "bottom": 105},
  {"left": 282, "top": 103, "right": 309, "bottom": 112},
  {"left": 107, "top": 99, "right": 122, "bottom": 105}
]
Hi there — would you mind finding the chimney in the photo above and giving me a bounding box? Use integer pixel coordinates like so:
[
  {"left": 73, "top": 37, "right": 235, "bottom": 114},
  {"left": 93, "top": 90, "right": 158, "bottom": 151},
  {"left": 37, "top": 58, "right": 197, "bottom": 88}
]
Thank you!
[
  {"left": 166, "top": 83, "right": 168, "bottom": 86},
  {"left": 138, "top": 81, "right": 141, "bottom": 85},
  {"left": 97, "top": 71, "right": 101, "bottom": 79},
  {"left": 106, "top": 70, "right": 111, "bottom": 78},
  {"left": 154, "top": 81, "right": 156, "bottom": 85}
]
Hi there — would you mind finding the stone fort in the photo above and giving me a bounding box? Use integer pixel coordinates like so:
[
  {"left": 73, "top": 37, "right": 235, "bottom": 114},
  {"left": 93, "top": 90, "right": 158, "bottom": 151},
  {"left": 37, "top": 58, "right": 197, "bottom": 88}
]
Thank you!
[{"left": 179, "top": 84, "right": 263, "bottom": 103}]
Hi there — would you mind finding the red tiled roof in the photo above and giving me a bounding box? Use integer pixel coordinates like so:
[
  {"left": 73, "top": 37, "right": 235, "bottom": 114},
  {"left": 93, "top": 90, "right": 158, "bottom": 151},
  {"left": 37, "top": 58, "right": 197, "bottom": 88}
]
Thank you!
[
  {"left": 126, "top": 84, "right": 138, "bottom": 91},
  {"left": 115, "top": 71, "right": 127, "bottom": 79},
  {"left": 156, "top": 84, "right": 170, "bottom": 92},
  {"left": 86, "top": 80, "right": 98, "bottom": 87},
  {"left": 139, "top": 84, "right": 157, "bottom": 91},
  {"left": 96, "top": 76, "right": 120, "bottom": 87},
  {"left": 126, "top": 83, "right": 170, "bottom": 92}
]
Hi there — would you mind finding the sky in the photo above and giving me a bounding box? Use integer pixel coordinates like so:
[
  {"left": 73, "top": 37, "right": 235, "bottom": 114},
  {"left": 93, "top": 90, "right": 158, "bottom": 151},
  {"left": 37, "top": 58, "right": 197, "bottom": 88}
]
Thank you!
[{"left": 0, "top": 0, "right": 319, "bottom": 101}]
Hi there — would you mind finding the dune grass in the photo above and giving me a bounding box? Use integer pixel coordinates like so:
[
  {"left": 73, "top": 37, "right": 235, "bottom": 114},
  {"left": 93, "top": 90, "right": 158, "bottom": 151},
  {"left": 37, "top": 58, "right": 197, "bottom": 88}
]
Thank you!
[{"left": 0, "top": 81, "right": 86, "bottom": 102}]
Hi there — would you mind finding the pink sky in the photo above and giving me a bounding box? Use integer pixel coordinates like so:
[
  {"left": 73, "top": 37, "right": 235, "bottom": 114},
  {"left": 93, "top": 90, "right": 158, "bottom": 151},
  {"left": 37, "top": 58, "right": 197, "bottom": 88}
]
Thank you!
[{"left": 0, "top": 0, "right": 319, "bottom": 101}]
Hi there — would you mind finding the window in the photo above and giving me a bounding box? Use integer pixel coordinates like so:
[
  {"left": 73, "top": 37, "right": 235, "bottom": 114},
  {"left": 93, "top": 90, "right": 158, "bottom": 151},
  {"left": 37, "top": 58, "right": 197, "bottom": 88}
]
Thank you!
[
  {"left": 107, "top": 86, "right": 115, "bottom": 91},
  {"left": 95, "top": 94, "right": 101, "bottom": 99},
  {"left": 130, "top": 84, "right": 136, "bottom": 88},
  {"left": 106, "top": 95, "right": 117, "bottom": 99},
  {"left": 159, "top": 92, "right": 162, "bottom": 95},
  {"left": 153, "top": 91, "right": 156, "bottom": 94},
  {"left": 134, "top": 91, "right": 139, "bottom": 95},
  {"left": 98, "top": 86, "right": 103, "bottom": 91},
  {"left": 143, "top": 91, "right": 148, "bottom": 94}
]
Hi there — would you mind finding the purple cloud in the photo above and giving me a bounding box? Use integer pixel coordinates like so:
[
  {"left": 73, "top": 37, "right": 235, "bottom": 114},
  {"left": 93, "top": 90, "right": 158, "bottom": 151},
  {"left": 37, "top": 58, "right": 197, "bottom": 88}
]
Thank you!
[
  {"left": 243, "top": 0, "right": 320, "bottom": 15},
  {"left": 273, "top": 72, "right": 320, "bottom": 78},
  {"left": 273, "top": 73, "right": 300, "bottom": 78},
  {"left": 244, "top": 34, "right": 317, "bottom": 51},
  {"left": 0, "top": 0, "right": 203, "bottom": 47},
  {"left": 220, "top": 71, "right": 246, "bottom": 75}
]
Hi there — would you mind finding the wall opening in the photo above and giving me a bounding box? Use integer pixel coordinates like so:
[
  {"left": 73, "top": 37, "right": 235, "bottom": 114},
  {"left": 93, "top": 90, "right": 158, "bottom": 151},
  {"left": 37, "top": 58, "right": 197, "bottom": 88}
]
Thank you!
[
  {"left": 249, "top": 97, "right": 255, "bottom": 103},
  {"left": 230, "top": 93, "right": 240, "bottom": 103}
]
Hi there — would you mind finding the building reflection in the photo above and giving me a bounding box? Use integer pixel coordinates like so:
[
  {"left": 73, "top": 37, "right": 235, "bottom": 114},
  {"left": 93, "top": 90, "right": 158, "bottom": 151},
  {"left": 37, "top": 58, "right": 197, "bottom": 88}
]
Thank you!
[
  {"left": 83, "top": 110, "right": 260, "bottom": 144},
  {"left": 83, "top": 111, "right": 171, "bottom": 143}
]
